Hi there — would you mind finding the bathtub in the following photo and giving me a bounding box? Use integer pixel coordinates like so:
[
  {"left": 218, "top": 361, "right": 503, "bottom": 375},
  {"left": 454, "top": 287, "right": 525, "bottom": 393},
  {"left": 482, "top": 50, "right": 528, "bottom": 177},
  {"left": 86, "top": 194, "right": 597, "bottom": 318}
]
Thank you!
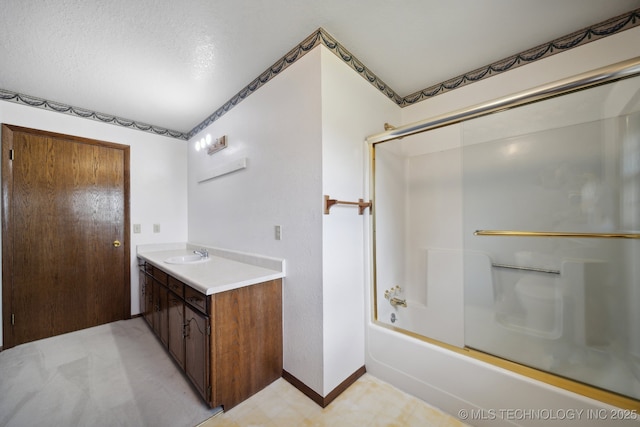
[{"left": 364, "top": 320, "right": 634, "bottom": 427}]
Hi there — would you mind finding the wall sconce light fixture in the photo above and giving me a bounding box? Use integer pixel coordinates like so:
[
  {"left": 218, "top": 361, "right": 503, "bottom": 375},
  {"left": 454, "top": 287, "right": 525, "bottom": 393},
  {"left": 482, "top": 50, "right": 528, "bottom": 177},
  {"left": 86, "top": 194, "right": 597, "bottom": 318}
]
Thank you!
[{"left": 195, "top": 134, "right": 227, "bottom": 155}]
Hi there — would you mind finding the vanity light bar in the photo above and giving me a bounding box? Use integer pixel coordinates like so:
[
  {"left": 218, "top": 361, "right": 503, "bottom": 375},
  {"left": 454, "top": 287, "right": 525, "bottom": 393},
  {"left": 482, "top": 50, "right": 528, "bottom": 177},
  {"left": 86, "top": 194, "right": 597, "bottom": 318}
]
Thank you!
[
  {"left": 207, "top": 135, "right": 227, "bottom": 155},
  {"left": 194, "top": 134, "right": 227, "bottom": 154}
]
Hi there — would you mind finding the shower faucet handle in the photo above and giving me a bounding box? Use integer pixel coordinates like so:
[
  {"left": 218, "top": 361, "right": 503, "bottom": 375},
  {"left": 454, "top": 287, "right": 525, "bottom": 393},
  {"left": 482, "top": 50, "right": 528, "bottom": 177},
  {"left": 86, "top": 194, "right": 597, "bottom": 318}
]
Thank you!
[
  {"left": 384, "top": 286, "right": 407, "bottom": 307},
  {"left": 389, "top": 297, "right": 407, "bottom": 308}
]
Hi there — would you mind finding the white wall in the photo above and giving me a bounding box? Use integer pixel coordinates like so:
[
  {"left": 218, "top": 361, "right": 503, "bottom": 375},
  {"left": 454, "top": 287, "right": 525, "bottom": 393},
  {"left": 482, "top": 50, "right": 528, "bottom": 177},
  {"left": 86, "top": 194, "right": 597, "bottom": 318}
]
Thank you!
[
  {"left": 187, "top": 48, "right": 326, "bottom": 394},
  {"left": 320, "top": 48, "right": 400, "bottom": 395},
  {"left": 0, "top": 101, "right": 188, "bottom": 347},
  {"left": 365, "top": 25, "right": 640, "bottom": 426},
  {"left": 187, "top": 45, "right": 399, "bottom": 397}
]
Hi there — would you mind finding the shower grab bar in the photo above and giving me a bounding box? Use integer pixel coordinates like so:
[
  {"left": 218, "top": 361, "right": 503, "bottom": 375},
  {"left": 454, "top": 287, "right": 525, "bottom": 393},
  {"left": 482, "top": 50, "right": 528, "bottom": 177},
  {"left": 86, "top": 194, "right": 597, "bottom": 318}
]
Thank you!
[
  {"left": 474, "top": 230, "right": 640, "bottom": 239},
  {"left": 492, "top": 263, "right": 560, "bottom": 275}
]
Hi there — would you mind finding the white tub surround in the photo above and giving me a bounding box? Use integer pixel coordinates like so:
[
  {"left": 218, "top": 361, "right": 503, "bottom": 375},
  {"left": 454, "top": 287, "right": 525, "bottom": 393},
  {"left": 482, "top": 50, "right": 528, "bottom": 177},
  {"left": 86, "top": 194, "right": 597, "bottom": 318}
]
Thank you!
[{"left": 136, "top": 243, "right": 285, "bottom": 295}]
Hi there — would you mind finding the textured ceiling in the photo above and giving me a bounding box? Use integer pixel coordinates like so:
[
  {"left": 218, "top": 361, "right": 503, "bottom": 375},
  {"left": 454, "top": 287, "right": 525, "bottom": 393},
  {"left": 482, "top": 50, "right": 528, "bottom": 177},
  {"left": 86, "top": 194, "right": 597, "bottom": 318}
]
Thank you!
[{"left": 2, "top": 0, "right": 640, "bottom": 135}]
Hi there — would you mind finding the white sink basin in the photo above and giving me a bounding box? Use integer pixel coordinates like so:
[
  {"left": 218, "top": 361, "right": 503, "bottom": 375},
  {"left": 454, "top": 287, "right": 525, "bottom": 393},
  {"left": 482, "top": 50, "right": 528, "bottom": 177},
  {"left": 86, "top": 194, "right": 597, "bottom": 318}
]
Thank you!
[{"left": 164, "top": 254, "right": 211, "bottom": 265}]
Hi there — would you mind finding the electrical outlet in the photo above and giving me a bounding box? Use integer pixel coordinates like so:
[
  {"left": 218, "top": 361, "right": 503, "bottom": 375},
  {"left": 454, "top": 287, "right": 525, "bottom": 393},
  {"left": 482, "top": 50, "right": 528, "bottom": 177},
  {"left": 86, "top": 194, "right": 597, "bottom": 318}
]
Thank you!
[{"left": 275, "top": 225, "right": 282, "bottom": 240}]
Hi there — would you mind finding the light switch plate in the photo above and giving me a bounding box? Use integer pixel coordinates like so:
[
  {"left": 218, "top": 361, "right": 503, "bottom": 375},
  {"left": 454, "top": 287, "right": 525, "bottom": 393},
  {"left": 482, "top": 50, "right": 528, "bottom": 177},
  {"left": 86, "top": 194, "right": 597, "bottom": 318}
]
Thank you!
[{"left": 153, "top": 224, "right": 160, "bottom": 233}]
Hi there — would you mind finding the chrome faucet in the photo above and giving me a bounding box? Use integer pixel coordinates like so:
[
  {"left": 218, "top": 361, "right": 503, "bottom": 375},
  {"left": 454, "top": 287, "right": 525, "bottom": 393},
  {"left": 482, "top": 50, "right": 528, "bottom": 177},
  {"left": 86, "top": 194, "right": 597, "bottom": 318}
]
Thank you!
[{"left": 193, "top": 248, "right": 209, "bottom": 258}]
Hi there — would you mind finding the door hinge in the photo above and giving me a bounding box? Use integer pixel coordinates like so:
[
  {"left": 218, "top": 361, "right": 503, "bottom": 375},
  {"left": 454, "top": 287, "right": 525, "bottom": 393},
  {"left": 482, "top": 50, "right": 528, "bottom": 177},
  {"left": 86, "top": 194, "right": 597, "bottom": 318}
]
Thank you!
[
  {"left": 11, "top": 313, "right": 15, "bottom": 325},
  {"left": 9, "top": 149, "right": 14, "bottom": 160},
  {"left": 206, "top": 324, "right": 211, "bottom": 336}
]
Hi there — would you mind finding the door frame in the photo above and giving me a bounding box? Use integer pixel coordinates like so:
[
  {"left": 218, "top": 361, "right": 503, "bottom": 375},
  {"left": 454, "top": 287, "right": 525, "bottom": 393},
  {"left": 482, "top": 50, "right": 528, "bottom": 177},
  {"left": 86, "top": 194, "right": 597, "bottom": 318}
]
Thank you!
[{"left": 1, "top": 124, "right": 131, "bottom": 349}]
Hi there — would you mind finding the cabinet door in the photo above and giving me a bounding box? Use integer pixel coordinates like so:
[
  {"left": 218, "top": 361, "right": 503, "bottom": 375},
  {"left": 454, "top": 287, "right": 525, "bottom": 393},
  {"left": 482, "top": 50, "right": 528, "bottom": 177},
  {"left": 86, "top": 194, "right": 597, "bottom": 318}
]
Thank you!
[
  {"left": 139, "top": 267, "right": 146, "bottom": 317},
  {"left": 154, "top": 284, "right": 169, "bottom": 347},
  {"left": 185, "top": 305, "right": 210, "bottom": 402},
  {"left": 152, "top": 281, "right": 160, "bottom": 335},
  {"left": 144, "top": 273, "right": 154, "bottom": 327},
  {"left": 168, "top": 292, "right": 185, "bottom": 368}
]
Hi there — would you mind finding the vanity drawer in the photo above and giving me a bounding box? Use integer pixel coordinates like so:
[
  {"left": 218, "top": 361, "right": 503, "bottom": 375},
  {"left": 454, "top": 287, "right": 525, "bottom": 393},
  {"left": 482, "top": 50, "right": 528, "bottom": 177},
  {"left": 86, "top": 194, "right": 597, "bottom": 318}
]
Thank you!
[
  {"left": 145, "top": 264, "right": 168, "bottom": 285},
  {"left": 185, "top": 286, "right": 207, "bottom": 313},
  {"left": 167, "top": 276, "right": 185, "bottom": 298}
]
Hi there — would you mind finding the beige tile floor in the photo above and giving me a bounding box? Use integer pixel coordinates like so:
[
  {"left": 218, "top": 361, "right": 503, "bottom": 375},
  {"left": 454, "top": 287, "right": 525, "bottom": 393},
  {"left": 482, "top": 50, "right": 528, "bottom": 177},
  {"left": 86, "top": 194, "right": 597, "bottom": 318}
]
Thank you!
[{"left": 198, "top": 373, "right": 468, "bottom": 427}]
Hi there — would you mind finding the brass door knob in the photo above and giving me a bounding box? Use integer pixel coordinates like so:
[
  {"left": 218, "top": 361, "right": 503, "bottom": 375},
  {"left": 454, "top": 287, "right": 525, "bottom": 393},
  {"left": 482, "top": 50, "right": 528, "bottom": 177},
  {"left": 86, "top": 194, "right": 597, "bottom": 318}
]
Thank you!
[{"left": 113, "top": 240, "right": 121, "bottom": 247}]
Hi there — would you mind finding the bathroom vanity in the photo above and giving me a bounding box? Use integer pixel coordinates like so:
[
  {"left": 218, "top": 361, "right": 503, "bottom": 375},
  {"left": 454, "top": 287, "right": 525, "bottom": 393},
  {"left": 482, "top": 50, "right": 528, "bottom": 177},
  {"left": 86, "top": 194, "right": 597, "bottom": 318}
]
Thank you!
[{"left": 136, "top": 244, "right": 285, "bottom": 410}]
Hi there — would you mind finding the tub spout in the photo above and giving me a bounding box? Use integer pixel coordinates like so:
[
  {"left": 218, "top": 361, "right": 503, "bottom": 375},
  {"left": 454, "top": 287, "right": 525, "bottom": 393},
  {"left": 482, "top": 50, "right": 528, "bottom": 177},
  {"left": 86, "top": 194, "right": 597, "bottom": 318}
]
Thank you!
[{"left": 390, "top": 297, "right": 407, "bottom": 308}]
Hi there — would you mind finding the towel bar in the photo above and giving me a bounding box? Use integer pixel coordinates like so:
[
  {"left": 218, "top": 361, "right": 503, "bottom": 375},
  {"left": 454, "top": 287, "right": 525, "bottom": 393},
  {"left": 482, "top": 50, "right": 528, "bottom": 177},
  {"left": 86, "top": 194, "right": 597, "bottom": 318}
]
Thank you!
[{"left": 324, "top": 195, "right": 372, "bottom": 215}]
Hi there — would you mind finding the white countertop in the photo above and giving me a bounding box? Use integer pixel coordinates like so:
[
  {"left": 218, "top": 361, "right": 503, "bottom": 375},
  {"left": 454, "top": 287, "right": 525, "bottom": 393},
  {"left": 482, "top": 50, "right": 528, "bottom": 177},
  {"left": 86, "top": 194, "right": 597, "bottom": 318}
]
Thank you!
[{"left": 137, "top": 243, "right": 285, "bottom": 295}]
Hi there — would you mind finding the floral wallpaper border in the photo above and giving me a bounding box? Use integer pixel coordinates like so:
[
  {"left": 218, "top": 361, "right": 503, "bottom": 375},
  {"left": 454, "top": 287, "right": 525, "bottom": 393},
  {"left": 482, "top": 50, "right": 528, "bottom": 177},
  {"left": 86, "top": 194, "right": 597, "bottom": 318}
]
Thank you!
[
  {"left": 191, "top": 9, "right": 640, "bottom": 136},
  {"left": 401, "top": 9, "right": 640, "bottom": 105},
  {"left": 0, "top": 89, "right": 189, "bottom": 140},
  {"left": 1, "top": 9, "right": 638, "bottom": 140}
]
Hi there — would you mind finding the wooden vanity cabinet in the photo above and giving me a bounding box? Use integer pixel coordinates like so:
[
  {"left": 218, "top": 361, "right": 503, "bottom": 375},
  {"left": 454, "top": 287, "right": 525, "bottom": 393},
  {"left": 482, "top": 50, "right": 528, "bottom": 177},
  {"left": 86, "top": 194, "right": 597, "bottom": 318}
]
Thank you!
[
  {"left": 209, "top": 279, "right": 282, "bottom": 410},
  {"left": 138, "top": 259, "right": 282, "bottom": 411}
]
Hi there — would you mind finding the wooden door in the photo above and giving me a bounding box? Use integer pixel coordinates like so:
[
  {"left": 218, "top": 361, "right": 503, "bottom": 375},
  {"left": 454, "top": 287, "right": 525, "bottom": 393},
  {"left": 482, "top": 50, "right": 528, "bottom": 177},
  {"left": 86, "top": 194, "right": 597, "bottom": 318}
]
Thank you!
[{"left": 2, "top": 124, "right": 130, "bottom": 348}]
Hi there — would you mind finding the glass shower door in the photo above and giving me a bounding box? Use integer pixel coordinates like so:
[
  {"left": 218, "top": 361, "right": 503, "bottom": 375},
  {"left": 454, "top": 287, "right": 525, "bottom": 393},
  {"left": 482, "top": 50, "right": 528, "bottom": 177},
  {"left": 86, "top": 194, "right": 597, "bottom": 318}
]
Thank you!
[{"left": 462, "top": 75, "right": 640, "bottom": 400}]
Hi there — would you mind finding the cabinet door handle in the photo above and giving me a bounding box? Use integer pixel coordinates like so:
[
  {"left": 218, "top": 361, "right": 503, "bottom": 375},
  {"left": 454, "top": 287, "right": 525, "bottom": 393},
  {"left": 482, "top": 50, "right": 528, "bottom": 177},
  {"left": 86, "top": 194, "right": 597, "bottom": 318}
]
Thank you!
[{"left": 183, "top": 323, "right": 190, "bottom": 338}]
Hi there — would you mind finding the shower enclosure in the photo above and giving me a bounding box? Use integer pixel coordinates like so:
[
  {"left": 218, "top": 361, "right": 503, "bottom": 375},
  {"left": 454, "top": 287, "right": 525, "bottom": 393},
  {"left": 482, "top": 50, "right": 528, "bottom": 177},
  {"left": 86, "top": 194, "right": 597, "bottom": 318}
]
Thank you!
[{"left": 372, "top": 60, "right": 640, "bottom": 404}]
